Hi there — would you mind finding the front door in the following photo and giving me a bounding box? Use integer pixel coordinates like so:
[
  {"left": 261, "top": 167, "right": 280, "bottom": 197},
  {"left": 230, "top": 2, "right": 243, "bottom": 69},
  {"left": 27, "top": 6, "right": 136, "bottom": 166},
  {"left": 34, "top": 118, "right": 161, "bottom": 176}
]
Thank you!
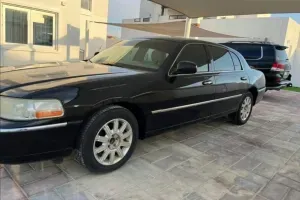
[
  {"left": 146, "top": 44, "right": 216, "bottom": 131},
  {"left": 207, "top": 45, "right": 249, "bottom": 115}
]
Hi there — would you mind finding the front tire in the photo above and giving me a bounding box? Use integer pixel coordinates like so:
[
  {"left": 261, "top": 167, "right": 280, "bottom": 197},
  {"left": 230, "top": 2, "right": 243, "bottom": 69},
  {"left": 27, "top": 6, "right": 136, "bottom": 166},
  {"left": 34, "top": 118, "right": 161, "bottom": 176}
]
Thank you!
[
  {"left": 78, "top": 106, "right": 138, "bottom": 173},
  {"left": 230, "top": 93, "right": 253, "bottom": 125}
]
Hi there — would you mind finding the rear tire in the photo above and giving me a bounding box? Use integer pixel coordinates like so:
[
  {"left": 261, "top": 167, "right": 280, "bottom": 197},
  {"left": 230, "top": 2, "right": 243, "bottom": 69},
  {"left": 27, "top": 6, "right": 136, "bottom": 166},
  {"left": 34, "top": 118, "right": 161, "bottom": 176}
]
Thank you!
[
  {"left": 230, "top": 93, "right": 253, "bottom": 125},
  {"left": 78, "top": 106, "right": 138, "bottom": 173}
]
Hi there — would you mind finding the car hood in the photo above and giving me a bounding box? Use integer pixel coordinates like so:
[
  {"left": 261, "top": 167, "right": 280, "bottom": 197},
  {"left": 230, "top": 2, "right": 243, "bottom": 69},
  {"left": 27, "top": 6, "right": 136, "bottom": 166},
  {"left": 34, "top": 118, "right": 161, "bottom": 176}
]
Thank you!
[{"left": 0, "top": 61, "right": 137, "bottom": 92}]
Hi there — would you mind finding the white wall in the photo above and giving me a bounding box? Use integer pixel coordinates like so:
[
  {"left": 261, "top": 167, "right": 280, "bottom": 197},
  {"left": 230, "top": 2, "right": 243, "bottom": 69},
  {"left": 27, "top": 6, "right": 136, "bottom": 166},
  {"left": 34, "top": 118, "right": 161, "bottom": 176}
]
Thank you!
[
  {"left": 140, "top": 0, "right": 161, "bottom": 21},
  {"left": 80, "top": 0, "right": 108, "bottom": 59},
  {"left": 199, "top": 18, "right": 289, "bottom": 45},
  {"left": 292, "top": 48, "right": 300, "bottom": 87},
  {"left": 0, "top": 0, "right": 108, "bottom": 66}
]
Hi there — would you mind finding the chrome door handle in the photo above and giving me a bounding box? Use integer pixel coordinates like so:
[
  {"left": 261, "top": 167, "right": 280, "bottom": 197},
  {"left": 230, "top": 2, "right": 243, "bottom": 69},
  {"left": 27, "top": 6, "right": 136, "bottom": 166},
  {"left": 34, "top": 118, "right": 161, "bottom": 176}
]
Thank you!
[
  {"left": 241, "top": 77, "right": 248, "bottom": 81},
  {"left": 202, "top": 80, "right": 213, "bottom": 85}
]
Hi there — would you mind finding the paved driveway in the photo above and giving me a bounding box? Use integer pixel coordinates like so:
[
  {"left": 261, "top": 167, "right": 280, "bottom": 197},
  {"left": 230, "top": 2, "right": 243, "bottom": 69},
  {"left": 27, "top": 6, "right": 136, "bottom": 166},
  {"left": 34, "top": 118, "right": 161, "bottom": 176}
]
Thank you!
[{"left": 1, "top": 90, "right": 300, "bottom": 200}]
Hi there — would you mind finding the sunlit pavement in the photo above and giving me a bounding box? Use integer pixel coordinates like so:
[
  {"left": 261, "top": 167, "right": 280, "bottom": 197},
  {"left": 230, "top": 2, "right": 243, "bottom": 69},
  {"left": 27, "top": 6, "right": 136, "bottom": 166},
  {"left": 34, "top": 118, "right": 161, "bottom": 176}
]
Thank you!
[{"left": 1, "top": 90, "right": 300, "bottom": 200}]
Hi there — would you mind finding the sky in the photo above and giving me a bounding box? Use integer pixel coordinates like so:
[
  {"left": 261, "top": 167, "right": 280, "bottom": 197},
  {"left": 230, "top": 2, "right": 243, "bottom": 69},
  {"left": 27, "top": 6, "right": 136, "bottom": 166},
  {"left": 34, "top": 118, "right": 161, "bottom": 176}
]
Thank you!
[{"left": 107, "top": 0, "right": 300, "bottom": 37}]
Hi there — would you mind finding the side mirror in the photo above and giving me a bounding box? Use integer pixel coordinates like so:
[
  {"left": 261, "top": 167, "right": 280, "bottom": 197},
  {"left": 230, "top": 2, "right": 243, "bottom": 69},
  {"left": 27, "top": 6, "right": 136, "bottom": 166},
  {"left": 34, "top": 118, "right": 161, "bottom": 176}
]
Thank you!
[{"left": 173, "top": 61, "right": 197, "bottom": 75}]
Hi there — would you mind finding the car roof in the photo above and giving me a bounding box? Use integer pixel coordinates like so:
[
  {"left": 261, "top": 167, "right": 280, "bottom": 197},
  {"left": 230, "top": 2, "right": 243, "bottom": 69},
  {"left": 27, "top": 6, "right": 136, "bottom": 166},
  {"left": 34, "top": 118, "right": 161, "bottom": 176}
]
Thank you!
[
  {"left": 131, "top": 37, "right": 226, "bottom": 46},
  {"left": 222, "top": 41, "right": 287, "bottom": 49}
]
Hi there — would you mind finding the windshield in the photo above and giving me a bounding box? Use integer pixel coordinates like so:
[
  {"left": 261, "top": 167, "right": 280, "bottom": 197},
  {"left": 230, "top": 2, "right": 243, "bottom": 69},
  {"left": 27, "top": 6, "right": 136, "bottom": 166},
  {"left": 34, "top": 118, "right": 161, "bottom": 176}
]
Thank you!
[{"left": 90, "top": 39, "right": 178, "bottom": 70}]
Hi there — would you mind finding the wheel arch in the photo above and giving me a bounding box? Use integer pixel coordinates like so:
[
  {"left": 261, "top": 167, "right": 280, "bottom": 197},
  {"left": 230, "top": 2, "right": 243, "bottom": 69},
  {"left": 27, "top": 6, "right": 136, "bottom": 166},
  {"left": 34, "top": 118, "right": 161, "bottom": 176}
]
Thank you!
[
  {"left": 248, "top": 87, "right": 258, "bottom": 105},
  {"left": 80, "top": 99, "right": 147, "bottom": 141}
]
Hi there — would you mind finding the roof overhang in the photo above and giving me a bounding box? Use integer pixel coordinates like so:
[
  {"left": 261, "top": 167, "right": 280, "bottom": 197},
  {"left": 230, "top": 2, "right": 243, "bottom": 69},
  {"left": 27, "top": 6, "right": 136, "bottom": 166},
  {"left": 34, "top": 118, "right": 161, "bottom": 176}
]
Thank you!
[
  {"left": 97, "top": 21, "right": 240, "bottom": 38},
  {"left": 150, "top": 0, "right": 300, "bottom": 18}
]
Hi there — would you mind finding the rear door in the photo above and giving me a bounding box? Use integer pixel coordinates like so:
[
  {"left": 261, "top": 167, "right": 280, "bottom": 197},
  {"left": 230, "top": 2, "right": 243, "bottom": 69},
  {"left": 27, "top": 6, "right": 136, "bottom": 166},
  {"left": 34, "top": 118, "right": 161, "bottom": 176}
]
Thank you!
[{"left": 208, "top": 45, "right": 249, "bottom": 115}]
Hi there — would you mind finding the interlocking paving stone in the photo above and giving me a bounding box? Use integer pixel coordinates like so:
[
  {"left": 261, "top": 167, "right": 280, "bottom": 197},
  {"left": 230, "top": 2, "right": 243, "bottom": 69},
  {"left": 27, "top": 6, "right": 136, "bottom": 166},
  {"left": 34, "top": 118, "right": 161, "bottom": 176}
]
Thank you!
[
  {"left": 284, "top": 189, "right": 300, "bottom": 200},
  {"left": 193, "top": 179, "right": 230, "bottom": 200},
  {"left": 23, "top": 173, "right": 71, "bottom": 196},
  {"left": 253, "top": 162, "right": 278, "bottom": 179},
  {"left": 260, "top": 183, "right": 290, "bottom": 200},
  {"left": 229, "top": 167, "right": 269, "bottom": 187},
  {"left": 59, "top": 160, "right": 90, "bottom": 179},
  {"left": 185, "top": 192, "right": 206, "bottom": 200},
  {"left": 195, "top": 161, "right": 227, "bottom": 180},
  {"left": 131, "top": 140, "right": 158, "bottom": 158},
  {"left": 248, "top": 149, "right": 287, "bottom": 168},
  {"left": 14, "top": 166, "right": 61, "bottom": 186},
  {"left": 55, "top": 181, "right": 88, "bottom": 199},
  {"left": 232, "top": 157, "right": 261, "bottom": 172},
  {"left": 108, "top": 188, "right": 154, "bottom": 200},
  {"left": 29, "top": 191, "right": 62, "bottom": 200},
  {"left": 0, "top": 177, "right": 26, "bottom": 200},
  {"left": 287, "top": 149, "right": 300, "bottom": 166},
  {"left": 272, "top": 174, "right": 300, "bottom": 191},
  {"left": 278, "top": 164, "right": 300, "bottom": 183},
  {"left": 148, "top": 179, "right": 193, "bottom": 200},
  {"left": 0, "top": 168, "right": 8, "bottom": 178},
  {"left": 206, "top": 147, "right": 244, "bottom": 167},
  {"left": 64, "top": 191, "right": 96, "bottom": 200},
  {"left": 192, "top": 141, "right": 219, "bottom": 153},
  {"left": 231, "top": 143, "right": 257, "bottom": 156},
  {"left": 168, "top": 166, "right": 206, "bottom": 188},
  {"left": 252, "top": 195, "right": 269, "bottom": 200},
  {"left": 6, "top": 164, "right": 33, "bottom": 175},
  {"left": 29, "top": 161, "right": 55, "bottom": 170},
  {"left": 144, "top": 135, "right": 176, "bottom": 149}
]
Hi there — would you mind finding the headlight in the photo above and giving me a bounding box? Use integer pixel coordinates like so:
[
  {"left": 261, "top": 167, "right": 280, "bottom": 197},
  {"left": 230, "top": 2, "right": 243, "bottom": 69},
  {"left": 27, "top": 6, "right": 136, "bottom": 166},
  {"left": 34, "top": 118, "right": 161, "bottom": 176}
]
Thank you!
[{"left": 0, "top": 96, "right": 64, "bottom": 121}]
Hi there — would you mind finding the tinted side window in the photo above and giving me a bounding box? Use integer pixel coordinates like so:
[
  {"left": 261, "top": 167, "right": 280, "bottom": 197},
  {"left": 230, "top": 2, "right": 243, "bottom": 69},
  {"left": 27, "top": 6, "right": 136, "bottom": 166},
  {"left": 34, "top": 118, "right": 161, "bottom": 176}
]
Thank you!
[
  {"left": 263, "top": 45, "right": 275, "bottom": 60},
  {"left": 223, "top": 44, "right": 262, "bottom": 60},
  {"left": 176, "top": 44, "right": 209, "bottom": 72},
  {"left": 230, "top": 52, "right": 242, "bottom": 70},
  {"left": 209, "top": 46, "right": 234, "bottom": 71}
]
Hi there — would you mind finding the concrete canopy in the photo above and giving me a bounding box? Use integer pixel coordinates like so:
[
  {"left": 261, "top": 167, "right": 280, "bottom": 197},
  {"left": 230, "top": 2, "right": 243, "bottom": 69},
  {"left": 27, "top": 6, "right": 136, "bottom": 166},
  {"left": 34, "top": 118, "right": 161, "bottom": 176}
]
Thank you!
[
  {"left": 97, "top": 21, "right": 239, "bottom": 38},
  {"left": 150, "top": 0, "right": 300, "bottom": 18}
]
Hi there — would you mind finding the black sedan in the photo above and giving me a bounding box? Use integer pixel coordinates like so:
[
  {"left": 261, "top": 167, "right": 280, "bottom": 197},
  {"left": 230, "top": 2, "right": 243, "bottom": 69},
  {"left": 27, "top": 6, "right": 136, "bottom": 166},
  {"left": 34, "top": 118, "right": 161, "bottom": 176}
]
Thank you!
[{"left": 0, "top": 38, "right": 266, "bottom": 172}]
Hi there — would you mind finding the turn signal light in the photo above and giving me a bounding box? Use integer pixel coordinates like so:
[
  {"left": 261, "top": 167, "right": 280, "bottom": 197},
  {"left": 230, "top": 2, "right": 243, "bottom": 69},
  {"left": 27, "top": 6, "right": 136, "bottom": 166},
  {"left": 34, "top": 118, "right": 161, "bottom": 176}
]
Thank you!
[{"left": 35, "top": 110, "right": 64, "bottom": 119}]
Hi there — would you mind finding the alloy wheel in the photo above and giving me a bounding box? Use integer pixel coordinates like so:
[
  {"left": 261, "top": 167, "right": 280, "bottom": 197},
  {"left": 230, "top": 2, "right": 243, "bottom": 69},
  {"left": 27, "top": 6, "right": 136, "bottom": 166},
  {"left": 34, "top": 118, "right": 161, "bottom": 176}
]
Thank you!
[
  {"left": 240, "top": 96, "right": 252, "bottom": 121},
  {"left": 93, "top": 118, "right": 133, "bottom": 166}
]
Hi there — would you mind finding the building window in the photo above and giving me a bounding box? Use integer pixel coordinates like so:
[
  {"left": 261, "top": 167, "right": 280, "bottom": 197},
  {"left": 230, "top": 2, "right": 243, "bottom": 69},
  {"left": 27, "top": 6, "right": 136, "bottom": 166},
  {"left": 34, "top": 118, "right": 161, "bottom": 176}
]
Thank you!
[
  {"left": 5, "top": 8, "right": 28, "bottom": 44},
  {"left": 81, "top": 0, "right": 92, "bottom": 11},
  {"left": 3, "top": 5, "right": 56, "bottom": 47},
  {"left": 33, "top": 12, "right": 54, "bottom": 46}
]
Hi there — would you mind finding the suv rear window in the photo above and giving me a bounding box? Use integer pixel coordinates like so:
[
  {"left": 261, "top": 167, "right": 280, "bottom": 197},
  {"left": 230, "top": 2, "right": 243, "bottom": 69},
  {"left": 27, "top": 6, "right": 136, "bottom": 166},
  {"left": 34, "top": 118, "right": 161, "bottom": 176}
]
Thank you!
[
  {"left": 275, "top": 46, "right": 288, "bottom": 61},
  {"left": 223, "top": 44, "right": 262, "bottom": 60}
]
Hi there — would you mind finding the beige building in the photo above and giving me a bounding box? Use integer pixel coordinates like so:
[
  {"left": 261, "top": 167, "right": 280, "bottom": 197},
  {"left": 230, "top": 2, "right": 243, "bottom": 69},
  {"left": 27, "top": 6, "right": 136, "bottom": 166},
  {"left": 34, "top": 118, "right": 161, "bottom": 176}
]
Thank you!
[{"left": 0, "top": 0, "right": 108, "bottom": 66}]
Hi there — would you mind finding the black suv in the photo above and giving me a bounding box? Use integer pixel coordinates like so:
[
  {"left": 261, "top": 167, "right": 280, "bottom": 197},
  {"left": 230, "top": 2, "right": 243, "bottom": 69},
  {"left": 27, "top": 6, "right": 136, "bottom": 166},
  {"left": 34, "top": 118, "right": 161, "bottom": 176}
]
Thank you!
[{"left": 222, "top": 41, "right": 292, "bottom": 90}]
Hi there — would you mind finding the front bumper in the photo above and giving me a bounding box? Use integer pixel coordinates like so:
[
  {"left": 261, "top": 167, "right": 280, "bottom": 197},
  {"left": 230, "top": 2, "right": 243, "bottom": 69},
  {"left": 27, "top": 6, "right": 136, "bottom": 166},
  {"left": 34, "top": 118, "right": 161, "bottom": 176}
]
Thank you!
[{"left": 0, "top": 119, "right": 81, "bottom": 164}]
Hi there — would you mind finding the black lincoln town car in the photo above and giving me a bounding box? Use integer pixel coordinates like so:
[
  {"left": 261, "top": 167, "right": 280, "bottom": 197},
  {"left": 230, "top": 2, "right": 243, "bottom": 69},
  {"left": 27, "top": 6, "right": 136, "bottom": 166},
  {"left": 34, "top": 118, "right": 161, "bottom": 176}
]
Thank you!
[{"left": 0, "top": 38, "right": 266, "bottom": 172}]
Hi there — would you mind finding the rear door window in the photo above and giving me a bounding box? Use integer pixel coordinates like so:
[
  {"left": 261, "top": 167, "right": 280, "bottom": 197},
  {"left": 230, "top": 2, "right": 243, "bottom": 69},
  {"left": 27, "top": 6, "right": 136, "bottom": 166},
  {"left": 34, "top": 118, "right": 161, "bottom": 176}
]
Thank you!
[
  {"left": 275, "top": 46, "right": 288, "bottom": 61},
  {"left": 230, "top": 52, "right": 243, "bottom": 70},
  {"left": 209, "top": 46, "right": 235, "bottom": 71}
]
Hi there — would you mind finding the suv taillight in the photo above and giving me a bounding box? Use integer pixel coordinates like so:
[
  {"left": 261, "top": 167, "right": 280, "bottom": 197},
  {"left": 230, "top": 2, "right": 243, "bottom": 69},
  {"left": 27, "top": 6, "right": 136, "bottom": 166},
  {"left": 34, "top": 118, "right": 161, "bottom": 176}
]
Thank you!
[{"left": 271, "top": 62, "right": 285, "bottom": 72}]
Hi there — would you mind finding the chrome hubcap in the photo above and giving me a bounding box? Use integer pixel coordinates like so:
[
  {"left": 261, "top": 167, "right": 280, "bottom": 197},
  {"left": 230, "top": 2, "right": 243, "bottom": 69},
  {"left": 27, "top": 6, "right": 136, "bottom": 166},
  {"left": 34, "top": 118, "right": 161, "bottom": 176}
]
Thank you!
[
  {"left": 240, "top": 96, "right": 252, "bottom": 121},
  {"left": 93, "top": 119, "right": 133, "bottom": 166}
]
